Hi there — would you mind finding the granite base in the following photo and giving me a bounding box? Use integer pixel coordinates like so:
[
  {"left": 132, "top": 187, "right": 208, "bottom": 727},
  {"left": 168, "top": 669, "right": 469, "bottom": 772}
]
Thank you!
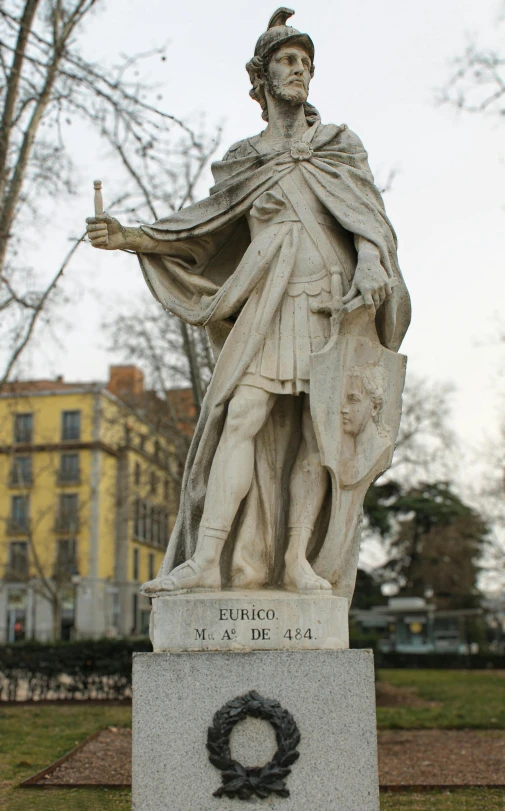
[{"left": 132, "top": 649, "right": 379, "bottom": 811}]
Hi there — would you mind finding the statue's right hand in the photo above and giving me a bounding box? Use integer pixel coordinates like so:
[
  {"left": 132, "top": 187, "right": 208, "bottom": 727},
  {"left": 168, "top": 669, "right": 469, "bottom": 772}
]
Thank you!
[{"left": 86, "top": 213, "right": 126, "bottom": 250}]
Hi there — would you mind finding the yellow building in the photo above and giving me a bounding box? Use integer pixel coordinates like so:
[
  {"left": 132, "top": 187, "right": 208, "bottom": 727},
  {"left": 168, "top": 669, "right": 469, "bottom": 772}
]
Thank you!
[{"left": 0, "top": 366, "right": 183, "bottom": 641}]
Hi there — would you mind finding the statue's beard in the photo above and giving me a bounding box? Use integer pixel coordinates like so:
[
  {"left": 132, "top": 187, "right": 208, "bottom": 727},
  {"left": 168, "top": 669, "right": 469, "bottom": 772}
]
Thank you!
[{"left": 266, "top": 75, "right": 308, "bottom": 106}]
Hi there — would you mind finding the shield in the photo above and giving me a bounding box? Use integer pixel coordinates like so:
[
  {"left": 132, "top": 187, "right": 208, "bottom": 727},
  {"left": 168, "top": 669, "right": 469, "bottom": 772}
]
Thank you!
[{"left": 308, "top": 303, "right": 407, "bottom": 595}]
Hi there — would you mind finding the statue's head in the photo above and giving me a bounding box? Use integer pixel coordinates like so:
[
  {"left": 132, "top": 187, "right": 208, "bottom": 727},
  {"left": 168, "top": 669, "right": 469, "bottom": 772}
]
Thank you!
[
  {"left": 246, "top": 8, "right": 318, "bottom": 123},
  {"left": 341, "top": 364, "right": 387, "bottom": 437}
]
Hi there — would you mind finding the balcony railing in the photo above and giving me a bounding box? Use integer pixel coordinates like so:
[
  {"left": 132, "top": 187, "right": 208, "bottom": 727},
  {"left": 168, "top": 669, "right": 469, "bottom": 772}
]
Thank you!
[
  {"left": 57, "top": 471, "right": 80, "bottom": 485},
  {"left": 4, "top": 564, "right": 29, "bottom": 581},
  {"left": 9, "top": 473, "right": 33, "bottom": 488},
  {"left": 54, "top": 515, "right": 80, "bottom": 534},
  {"left": 7, "top": 519, "right": 29, "bottom": 536},
  {"left": 53, "top": 559, "right": 78, "bottom": 578}
]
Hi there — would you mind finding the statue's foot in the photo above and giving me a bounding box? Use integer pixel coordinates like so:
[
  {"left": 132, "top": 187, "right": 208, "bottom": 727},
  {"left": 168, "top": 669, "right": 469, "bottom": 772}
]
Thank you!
[
  {"left": 140, "top": 559, "right": 221, "bottom": 596},
  {"left": 284, "top": 559, "right": 332, "bottom": 593}
]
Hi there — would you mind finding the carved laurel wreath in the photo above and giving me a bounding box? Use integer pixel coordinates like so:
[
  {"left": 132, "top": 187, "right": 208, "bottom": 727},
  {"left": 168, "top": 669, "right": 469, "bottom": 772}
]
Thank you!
[{"left": 207, "top": 690, "right": 301, "bottom": 800}]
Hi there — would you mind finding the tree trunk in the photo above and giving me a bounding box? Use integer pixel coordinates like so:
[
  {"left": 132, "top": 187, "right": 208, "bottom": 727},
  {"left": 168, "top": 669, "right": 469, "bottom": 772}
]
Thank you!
[
  {"left": 0, "top": 0, "right": 41, "bottom": 202},
  {"left": 180, "top": 321, "right": 203, "bottom": 413},
  {"left": 51, "top": 594, "right": 62, "bottom": 642}
]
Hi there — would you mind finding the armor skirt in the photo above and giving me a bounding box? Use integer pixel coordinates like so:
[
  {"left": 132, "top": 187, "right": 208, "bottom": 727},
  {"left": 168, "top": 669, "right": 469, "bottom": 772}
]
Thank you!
[{"left": 242, "top": 270, "right": 332, "bottom": 395}]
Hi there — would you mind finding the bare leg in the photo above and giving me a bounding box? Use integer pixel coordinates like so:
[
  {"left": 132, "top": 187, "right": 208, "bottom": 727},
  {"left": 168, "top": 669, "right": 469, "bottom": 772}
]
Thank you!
[
  {"left": 143, "top": 385, "right": 276, "bottom": 594},
  {"left": 203, "top": 385, "right": 276, "bottom": 533},
  {"left": 284, "top": 394, "right": 331, "bottom": 592}
]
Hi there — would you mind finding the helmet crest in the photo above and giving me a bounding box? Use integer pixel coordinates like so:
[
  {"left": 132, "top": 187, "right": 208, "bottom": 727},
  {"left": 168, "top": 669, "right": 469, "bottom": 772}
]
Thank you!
[
  {"left": 253, "top": 8, "right": 315, "bottom": 64},
  {"left": 267, "top": 8, "right": 295, "bottom": 29}
]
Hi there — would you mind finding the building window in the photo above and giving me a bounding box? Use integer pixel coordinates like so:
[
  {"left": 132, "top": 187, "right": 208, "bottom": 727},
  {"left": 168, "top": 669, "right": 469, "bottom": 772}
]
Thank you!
[
  {"left": 7, "top": 588, "right": 27, "bottom": 641},
  {"left": 56, "top": 493, "right": 79, "bottom": 533},
  {"left": 150, "top": 471, "right": 158, "bottom": 495},
  {"left": 58, "top": 453, "right": 80, "bottom": 483},
  {"left": 138, "top": 434, "right": 145, "bottom": 452},
  {"left": 162, "top": 510, "right": 170, "bottom": 548},
  {"left": 145, "top": 504, "right": 152, "bottom": 543},
  {"left": 8, "top": 542, "right": 28, "bottom": 578},
  {"left": 151, "top": 507, "right": 159, "bottom": 546},
  {"left": 140, "top": 501, "right": 147, "bottom": 541},
  {"left": 154, "top": 440, "right": 160, "bottom": 460},
  {"left": 134, "top": 462, "right": 141, "bottom": 486},
  {"left": 10, "top": 456, "right": 32, "bottom": 486},
  {"left": 124, "top": 423, "right": 131, "bottom": 445},
  {"left": 148, "top": 552, "right": 155, "bottom": 581},
  {"left": 9, "top": 495, "right": 29, "bottom": 534},
  {"left": 133, "top": 498, "right": 140, "bottom": 538},
  {"left": 132, "top": 593, "right": 138, "bottom": 634},
  {"left": 159, "top": 510, "right": 165, "bottom": 548},
  {"left": 61, "top": 410, "right": 81, "bottom": 441},
  {"left": 133, "top": 548, "right": 139, "bottom": 580},
  {"left": 163, "top": 478, "right": 169, "bottom": 501},
  {"left": 55, "top": 539, "right": 77, "bottom": 576},
  {"left": 14, "top": 413, "right": 33, "bottom": 444},
  {"left": 140, "top": 609, "right": 151, "bottom": 635}
]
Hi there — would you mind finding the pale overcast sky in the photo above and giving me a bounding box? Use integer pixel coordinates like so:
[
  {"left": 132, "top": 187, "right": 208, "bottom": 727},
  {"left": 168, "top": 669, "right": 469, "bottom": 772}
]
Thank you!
[{"left": 15, "top": 0, "right": 505, "bottom": 460}]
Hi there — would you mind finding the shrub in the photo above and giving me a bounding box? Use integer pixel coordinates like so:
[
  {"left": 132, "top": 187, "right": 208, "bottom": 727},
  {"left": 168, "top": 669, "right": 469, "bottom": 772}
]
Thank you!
[{"left": 0, "top": 638, "right": 151, "bottom": 701}]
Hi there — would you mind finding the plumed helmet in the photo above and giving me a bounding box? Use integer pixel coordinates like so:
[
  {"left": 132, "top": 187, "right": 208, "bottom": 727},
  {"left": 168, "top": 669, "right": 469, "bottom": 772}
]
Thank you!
[{"left": 253, "top": 7, "right": 314, "bottom": 64}]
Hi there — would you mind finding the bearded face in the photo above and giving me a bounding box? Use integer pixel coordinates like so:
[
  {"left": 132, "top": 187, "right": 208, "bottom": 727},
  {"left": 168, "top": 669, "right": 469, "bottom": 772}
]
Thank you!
[{"left": 265, "top": 44, "right": 312, "bottom": 106}]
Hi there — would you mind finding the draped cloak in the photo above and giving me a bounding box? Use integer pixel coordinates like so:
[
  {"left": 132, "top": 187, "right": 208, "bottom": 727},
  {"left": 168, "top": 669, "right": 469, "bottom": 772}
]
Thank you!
[{"left": 137, "top": 120, "right": 411, "bottom": 598}]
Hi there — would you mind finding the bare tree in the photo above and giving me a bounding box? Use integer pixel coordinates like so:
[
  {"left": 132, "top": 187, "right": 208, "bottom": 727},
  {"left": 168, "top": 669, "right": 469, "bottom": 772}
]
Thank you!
[
  {"left": 104, "top": 296, "right": 214, "bottom": 486},
  {"left": 439, "top": 2, "right": 505, "bottom": 119},
  {"left": 381, "top": 373, "right": 456, "bottom": 487},
  {"left": 0, "top": 0, "right": 218, "bottom": 385}
]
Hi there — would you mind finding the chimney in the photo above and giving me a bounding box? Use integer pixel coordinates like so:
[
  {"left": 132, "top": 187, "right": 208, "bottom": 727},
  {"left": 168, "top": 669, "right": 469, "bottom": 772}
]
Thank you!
[{"left": 108, "top": 365, "right": 144, "bottom": 399}]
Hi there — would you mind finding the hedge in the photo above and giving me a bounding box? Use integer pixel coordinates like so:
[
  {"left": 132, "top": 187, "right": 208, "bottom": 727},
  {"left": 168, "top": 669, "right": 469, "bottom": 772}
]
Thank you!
[
  {"left": 2, "top": 639, "right": 505, "bottom": 702},
  {"left": 374, "top": 651, "right": 505, "bottom": 670},
  {"left": 0, "top": 638, "right": 151, "bottom": 701}
]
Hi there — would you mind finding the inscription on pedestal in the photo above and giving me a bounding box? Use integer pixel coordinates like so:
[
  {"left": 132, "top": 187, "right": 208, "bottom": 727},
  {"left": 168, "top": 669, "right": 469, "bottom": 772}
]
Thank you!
[
  {"left": 195, "top": 607, "right": 316, "bottom": 645},
  {"left": 150, "top": 590, "right": 349, "bottom": 652}
]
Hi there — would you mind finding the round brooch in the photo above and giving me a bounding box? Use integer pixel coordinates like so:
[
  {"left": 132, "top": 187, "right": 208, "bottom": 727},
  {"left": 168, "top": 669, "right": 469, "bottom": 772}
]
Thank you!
[
  {"left": 290, "top": 140, "right": 313, "bottom": 161},
  {"left": 207, "top": 690, "right": 301, "bottom": 800}
]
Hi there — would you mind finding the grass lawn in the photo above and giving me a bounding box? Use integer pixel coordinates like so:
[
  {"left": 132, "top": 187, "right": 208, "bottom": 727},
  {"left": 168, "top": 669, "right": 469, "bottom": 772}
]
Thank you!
[
  {"left": 380, "top": 788, "right": 505, "bottom": 810},
  {"left": 0, "top": 704, "right": 131, "bottom": 810},
  {"left": 377, "top": 669, "right": 505, "bottom": 729},
  {"left": 1, "top": 670, "right": 505, "bottom": 809}
]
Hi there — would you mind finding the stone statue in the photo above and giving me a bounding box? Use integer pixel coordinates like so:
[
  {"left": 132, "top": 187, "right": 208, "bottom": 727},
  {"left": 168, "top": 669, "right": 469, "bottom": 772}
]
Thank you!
[{"left": 86, "top": 8, "right": 410, "bottom": 604}]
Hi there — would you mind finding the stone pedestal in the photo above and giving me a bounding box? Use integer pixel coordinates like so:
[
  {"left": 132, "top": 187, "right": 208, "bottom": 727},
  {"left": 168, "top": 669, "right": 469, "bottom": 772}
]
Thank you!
[
  {"left": 150, "top": 590, "right": 349, "bottom": 652},
  {"left": 133, "top": 648, "right": 380, "bottom": 811}
]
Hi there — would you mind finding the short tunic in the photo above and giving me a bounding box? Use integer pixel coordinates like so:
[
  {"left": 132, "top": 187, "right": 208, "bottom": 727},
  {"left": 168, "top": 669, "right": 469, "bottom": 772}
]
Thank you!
[
  {"left": 242, "top": 267, "right": 332, "bottom": 394},
  {"left": 241, "top": 180, "right": 356, "bottom": 395}
]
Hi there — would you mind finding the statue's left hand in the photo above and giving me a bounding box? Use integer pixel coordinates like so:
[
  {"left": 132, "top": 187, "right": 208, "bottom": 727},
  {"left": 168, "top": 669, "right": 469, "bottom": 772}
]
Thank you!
[{"left": 343, "top": 259, "right": 392, "bottom": 317}]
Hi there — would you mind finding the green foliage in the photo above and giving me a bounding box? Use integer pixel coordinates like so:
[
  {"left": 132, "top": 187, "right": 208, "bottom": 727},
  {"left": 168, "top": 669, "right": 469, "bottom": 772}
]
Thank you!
[
  {"left": 364, "top": 479, "right": 402, "bottom": 536},
  {"left": 351, "top": 567, "right": 387, "bottom": 610},
  {"left": 376, "top": 652, "right": 505, "bottom": 669},
  {"left": 0, "top": 638, "right": 151, "bottom": 701},
  {"left": 349, "top": 618, "right": 381, "bottom": 650},
  {"left": 364, "top": 481, "right": 489, "bottom": 608}
]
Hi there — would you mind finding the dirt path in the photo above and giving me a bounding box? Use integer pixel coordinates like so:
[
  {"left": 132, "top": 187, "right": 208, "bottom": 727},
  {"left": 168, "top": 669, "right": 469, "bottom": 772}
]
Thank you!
[{"left": 23, "top": 727, "right": 505, "bottom": 789}]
